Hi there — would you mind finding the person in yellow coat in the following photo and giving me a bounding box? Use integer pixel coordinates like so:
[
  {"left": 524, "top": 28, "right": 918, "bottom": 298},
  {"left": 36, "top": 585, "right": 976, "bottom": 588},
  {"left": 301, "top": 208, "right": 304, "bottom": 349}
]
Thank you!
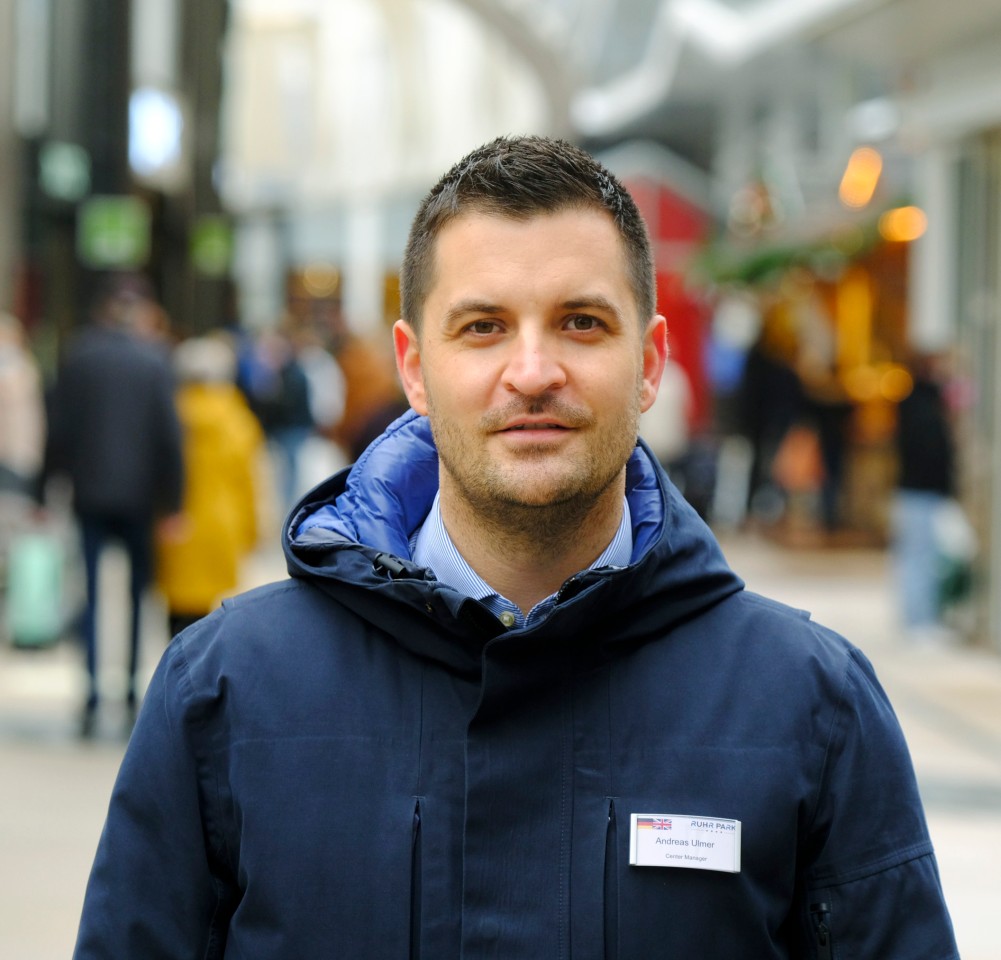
[{"left": 157, "top": 334, "right": 265, "bottom": 637}]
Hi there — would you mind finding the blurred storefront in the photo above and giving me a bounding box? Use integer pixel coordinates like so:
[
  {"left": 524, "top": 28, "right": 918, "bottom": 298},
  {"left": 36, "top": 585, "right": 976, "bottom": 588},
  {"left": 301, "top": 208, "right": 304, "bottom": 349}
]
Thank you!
[
  {"left": 687, "top": 0, "right": 1001, "bottom": 651},
  {"left": 5, "top": 0, "right": 231, "bottom": 364}
]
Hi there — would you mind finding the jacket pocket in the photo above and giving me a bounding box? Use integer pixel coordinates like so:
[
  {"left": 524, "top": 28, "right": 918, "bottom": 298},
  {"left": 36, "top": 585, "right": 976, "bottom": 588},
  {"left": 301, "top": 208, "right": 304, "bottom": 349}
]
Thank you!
[
  {"left": 604, "top": 797, "right": 618, "bottom": 960},
  {"left": 809, "top": 898, "right": 833, "bottom": 960},
  {"left": 411, "top": 798, "right": 422, "bottom": 960}
]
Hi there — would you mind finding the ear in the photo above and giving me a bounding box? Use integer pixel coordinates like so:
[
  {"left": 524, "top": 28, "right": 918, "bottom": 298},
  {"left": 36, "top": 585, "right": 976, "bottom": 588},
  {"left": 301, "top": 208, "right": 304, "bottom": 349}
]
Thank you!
[
  {"left": 639, "top": 314, "right": 668, "bottom": 413},
  {"left": 393, "top": 320, "right": 428, "bottom": 415}
]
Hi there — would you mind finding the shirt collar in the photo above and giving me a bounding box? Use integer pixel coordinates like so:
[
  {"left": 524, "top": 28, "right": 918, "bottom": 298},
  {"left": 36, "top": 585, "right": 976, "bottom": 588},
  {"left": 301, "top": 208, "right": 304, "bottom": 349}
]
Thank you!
[{"left": 410, "top": 492, "right": 633, "bottom": 624}]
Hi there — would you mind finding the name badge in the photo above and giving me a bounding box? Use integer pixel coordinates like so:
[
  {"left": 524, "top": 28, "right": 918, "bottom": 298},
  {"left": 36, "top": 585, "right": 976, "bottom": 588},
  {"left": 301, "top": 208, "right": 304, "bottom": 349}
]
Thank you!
[{"left": 629, "top": 813, "right": 741, "bottom": 873}]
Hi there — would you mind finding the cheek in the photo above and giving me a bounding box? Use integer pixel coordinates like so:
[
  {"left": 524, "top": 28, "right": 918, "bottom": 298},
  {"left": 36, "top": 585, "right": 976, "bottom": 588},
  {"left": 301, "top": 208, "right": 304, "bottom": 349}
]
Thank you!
[
  {"left": 604, "top": 358, "right": 647, "bottom": 410},
  {"left": 431, "top": 359, "right": 496, "bottom": 404},
  {"left": 422, "top": 366, "right": 475, "bottom": 421}
]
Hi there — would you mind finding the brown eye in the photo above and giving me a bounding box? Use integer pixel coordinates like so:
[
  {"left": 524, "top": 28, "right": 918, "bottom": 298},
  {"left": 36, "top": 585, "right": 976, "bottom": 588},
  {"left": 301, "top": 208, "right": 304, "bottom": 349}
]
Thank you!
[{"left": 468, "top": 320, "right": 499, "bottom": 335}]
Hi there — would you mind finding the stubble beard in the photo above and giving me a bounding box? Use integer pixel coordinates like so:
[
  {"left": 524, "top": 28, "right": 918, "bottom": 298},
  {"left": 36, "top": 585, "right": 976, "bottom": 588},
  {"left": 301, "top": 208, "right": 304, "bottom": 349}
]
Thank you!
[{"left": 427, "top": 390, "right": 642, "bottom": 552}]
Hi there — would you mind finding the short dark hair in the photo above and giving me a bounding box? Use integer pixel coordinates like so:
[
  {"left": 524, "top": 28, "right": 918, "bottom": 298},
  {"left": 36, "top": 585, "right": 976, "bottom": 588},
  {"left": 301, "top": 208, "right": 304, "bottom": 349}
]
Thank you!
[
  {"left": 401, "top": 136, "right": 655, "bottom": 331},
  {"left": 89, "top": 271, "right": 155, "bottom": 327}
]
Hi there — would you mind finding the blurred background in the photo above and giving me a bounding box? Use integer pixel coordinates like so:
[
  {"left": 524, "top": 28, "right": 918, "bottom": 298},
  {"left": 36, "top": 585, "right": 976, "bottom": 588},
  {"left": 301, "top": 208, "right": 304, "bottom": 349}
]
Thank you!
[{"left": 0, "top": 0, "right": 1000, "bottom": 956}]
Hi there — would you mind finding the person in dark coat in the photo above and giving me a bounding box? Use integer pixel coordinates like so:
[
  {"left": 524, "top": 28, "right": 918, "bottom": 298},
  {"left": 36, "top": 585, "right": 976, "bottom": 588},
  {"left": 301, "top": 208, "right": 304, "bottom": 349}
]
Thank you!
[
  {"left": 737, "top": 322, "right": 804, "bottom": 520},
  {"left": 73, "top": 139, "right": 956, "bottom": 958},
  {"left": 44, "top": 274, "right": 184, "bottom": 734},
  {"left": 892, "top": 351, "right": 958, "bottom": 642}
]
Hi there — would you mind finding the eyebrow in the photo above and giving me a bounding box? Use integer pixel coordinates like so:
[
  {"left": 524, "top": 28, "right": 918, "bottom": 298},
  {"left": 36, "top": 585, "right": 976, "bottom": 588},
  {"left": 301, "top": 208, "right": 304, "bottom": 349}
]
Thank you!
[
  {"left": 561, "top": 295, "right": 623, "bottom": 320},
  {"left": 443, "top": 294, "right": 624, "bottom": 328},
  {"left": 443, "top": 299, "right": 505, "bottom": 328}
]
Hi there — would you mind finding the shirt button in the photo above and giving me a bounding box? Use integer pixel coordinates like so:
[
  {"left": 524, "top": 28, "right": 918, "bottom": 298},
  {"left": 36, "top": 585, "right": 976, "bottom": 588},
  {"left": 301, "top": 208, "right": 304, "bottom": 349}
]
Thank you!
[{"left": 499, "top": 611, "right": 516, "bottom": 628}]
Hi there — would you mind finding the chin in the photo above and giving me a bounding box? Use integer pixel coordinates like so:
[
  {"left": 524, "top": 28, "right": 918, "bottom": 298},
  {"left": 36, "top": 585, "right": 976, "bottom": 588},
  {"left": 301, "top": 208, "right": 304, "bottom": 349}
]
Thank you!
[{"left": 494, "top": 474, "right": 597, "bottom": 509}]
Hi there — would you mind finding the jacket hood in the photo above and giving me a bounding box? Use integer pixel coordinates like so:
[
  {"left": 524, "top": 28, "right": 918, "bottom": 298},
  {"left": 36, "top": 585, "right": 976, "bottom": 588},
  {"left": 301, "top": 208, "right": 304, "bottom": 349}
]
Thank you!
[{"left": 283, "top": 410, "right": 742, "bottom": 668}]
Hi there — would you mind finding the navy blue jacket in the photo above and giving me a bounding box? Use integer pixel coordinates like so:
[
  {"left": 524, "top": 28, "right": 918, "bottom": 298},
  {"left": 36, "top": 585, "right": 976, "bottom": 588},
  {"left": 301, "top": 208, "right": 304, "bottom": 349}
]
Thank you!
[{"left": 74, "top": 411, "right": 957, "bottom": 959}]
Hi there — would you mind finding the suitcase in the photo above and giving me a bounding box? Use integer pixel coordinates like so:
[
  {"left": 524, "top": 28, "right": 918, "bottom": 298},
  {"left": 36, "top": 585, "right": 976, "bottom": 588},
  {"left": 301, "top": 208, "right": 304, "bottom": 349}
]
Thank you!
[{"left": 4, "top": 531, "right": 64, "bottom": 648}]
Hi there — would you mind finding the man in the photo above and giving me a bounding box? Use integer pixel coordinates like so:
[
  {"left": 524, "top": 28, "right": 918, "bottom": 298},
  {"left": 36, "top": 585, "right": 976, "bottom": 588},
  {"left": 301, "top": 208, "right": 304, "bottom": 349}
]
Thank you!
[
  {"left": 74, "top": 138, "right": 957, "bottom": 958},
  {"left": 45, "top": 274, "right": 184, "bottom": 735},
  {"left": 892, "top": 351, "right": 961, "bottom": 644}
]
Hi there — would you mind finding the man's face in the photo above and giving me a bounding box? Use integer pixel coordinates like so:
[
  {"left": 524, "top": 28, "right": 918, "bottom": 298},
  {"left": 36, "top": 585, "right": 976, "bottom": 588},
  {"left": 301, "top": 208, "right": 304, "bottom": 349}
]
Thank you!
[{"left": 394, "top": 208, "right": 666, "bottom": 517}]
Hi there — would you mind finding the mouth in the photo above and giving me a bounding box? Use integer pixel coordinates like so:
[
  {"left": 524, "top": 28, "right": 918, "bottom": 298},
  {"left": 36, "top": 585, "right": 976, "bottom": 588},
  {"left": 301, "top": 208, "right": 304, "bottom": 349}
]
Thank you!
[
  {"left": 486, "top": 402, "right": 589, "bottom": 436},
  {"left": 503, "top": 422, "right": 569, "bottom": 432}
]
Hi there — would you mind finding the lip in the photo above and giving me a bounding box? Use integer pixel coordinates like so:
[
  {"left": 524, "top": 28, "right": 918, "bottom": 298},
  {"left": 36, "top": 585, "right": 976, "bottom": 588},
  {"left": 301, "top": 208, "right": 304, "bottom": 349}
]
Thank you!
[{"left": 499, "top": 418, "right": 570, "bottom": 432}]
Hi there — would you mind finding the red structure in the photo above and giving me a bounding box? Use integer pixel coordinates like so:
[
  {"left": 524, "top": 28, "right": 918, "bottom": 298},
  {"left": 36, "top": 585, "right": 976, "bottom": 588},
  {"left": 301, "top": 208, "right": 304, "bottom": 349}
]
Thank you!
[{"left": 626, "top": 176, "right": 714, "bottom": 434}]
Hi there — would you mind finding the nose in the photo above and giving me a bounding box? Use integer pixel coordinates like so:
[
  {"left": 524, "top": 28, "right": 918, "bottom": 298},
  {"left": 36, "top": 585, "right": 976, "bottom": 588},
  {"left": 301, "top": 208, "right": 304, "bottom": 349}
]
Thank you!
[{"left": 501, "top": 329, "right": 567, "bottom": 396}]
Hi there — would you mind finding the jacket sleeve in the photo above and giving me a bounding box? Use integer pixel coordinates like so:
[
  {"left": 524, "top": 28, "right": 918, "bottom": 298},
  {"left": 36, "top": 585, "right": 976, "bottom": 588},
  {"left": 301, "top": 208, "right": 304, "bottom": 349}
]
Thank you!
[
  {"left": 73, "top": 638, "right": 235, "bottom": 959},
  {"left": 799, "top": 646, "right": 959, "bottom": 959}
]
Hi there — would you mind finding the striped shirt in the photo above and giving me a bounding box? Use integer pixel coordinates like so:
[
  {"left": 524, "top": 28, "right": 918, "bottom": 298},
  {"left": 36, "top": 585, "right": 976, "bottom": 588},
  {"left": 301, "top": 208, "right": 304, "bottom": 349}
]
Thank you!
[{"left": 410, "top": 492, "right": 632, "bottom": 630}]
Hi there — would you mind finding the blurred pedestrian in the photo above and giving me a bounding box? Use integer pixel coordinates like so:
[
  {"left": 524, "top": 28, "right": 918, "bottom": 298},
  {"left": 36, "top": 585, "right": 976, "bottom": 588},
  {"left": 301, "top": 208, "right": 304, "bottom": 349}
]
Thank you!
[
  {"left": 290, "top": 324, "right": 350, "bottom": 489},
  {"left": 892, "top": 351, "right": 959, "bottom": 644},
  {"left": 155, "top": 335, "right": 264, "bottom": 636},
  {"left": 0, "top": 311, "right": 48, "bottom": 643},
  {"left": 243, "top": 328, "right": 315, "bottom": 507},
  {"left": 737, "top": 319, "right": 804, "bottom": 522},
  {"left": 799, "top": 361, "right": 853, "bottom": 533},
  {"left": 293, "top": 325, "right": 346, "bottom": 438},
  {"left": 44, "top": 274, "right": 184, "bottom": 735},
  {"left": 0, "top": 311, "right": 45, "bottom": 499},
  {"left": 331, "top": 331, "right": 409, "bottom": 460}
]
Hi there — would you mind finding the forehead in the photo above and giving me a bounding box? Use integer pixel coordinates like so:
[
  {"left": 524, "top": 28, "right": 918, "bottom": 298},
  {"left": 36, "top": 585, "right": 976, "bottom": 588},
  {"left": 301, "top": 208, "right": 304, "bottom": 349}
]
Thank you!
[{"left": 426, "top": 208, "right": 634, "bottom": 304}]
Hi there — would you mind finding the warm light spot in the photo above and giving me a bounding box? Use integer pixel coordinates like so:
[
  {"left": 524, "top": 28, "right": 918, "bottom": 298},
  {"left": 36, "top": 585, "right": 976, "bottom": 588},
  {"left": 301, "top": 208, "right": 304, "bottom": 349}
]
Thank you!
[
  {"left": 878, "top": 206, "right": 928, "bottom": 242},
  {"left": 880, "top": 364, "right": 913, "bottom": 402},
  {"left": 839, "top": 147, "right": 883, "bottom": 208},
  {"left": 836, "top": 267, "right": 872, "bottom": 370}
]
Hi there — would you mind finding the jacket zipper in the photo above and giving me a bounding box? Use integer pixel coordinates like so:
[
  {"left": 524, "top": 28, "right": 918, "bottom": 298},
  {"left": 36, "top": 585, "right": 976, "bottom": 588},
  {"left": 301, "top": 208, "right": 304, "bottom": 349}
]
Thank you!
[
  {"left": 810, "top": 901, "right": 832, "bottom": 960},
  {"left": 411, "top": 800, "right": 422, "bottom": 960}
]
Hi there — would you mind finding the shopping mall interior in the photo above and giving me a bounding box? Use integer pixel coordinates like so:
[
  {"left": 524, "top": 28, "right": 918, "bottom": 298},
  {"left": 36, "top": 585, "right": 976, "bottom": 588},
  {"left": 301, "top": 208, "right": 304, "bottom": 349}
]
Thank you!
[{"left": 7, "top": 0, "right": 997, "bottom": 646}]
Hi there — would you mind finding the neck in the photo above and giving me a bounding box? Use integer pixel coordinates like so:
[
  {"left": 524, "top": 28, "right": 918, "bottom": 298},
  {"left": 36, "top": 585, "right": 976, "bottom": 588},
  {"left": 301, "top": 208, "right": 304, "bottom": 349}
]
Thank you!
[{"left": 439, "top": 477, "right": 626, "bottom": 614}]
